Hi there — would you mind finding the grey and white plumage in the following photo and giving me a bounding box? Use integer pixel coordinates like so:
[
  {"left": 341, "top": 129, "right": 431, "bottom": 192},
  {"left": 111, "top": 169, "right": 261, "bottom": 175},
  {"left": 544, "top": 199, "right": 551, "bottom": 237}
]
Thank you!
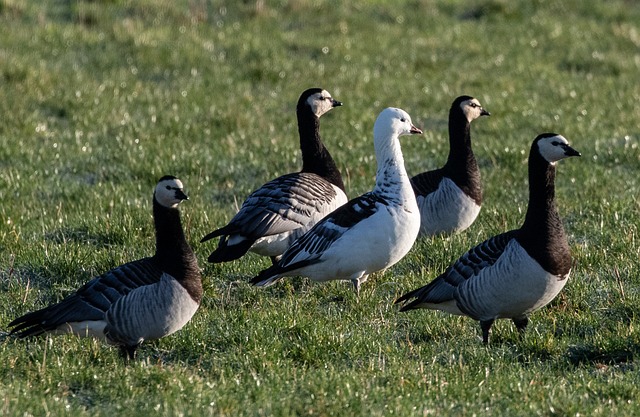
[
  {"left": 201, "top": 88, "right": 347, "bottom": 265},
  {"left": 251, "top": 107, "right": 423, "bottom": 294},
  {"left": 396, "top": 133, "right": 580, "bottom": 343},
  {"left": 411, "top": 95, "right": 489, "bottom": 237},
  {"left": 8, "top": 176, "right": 202, "bottom": 359}
]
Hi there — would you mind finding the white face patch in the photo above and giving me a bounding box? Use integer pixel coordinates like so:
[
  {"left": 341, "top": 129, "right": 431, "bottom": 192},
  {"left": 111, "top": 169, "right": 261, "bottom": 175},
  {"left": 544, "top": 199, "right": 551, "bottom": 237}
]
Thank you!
[
  {"left": 460, "top": 98, "right": 486, "bottom": 123},
  {"left": 155, "top": 178, "right": 186, "bottom": 208},
  {"left": 307, "top": 89, "right": 336, "bottom": 118},
  {"left": 537, "top": 135, "right": 573, "bottom": 163}
]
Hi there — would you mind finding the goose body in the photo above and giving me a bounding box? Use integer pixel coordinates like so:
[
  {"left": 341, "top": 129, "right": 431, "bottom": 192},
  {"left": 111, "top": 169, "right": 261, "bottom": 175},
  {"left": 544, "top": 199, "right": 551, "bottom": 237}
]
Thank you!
[
  {"left": 202, "top": 88, "right": 347, "bottom": 264},
  {"left": 251, "top": 107, "right": 423, "bottom": 294},
  {"left": 411, "top": 96, "right": 489, "bottom": 237},
  {"left": 397, "top": 134, "right": 580, "bottom": 343},
  {"left": 9, "top": 176, "right": 202, "bottom": 358},
  {"left": 415, "top": 177, "right": 482, "bottom": 236}
]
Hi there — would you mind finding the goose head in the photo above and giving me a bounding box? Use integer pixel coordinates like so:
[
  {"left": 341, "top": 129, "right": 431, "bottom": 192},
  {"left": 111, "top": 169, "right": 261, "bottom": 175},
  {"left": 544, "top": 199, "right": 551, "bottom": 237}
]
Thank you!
[
  {"left": 454, "top": 95, "right": 490, "bottom": 123},
  {"left": 374, "top": 107, "right": 423, "bottom": 142},
  {"left": 155, "top": 176, "right": 189, "bottom": 209},
  {"left": 298, "top": 88, "right": 342, "bottom": 118},
  {"left": 534, "top": 133, "right": 581, "bottom": 164}
]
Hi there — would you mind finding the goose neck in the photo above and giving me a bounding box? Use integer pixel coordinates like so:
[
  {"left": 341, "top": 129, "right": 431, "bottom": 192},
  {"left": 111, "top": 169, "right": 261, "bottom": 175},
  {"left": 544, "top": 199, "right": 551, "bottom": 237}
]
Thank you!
[
  {"left": 373, "top": 133, "right": 412, "bottom": 198},
  {"left": 522, "top": 152, "right": 561, "bottom": 234},
  {"left": 297, "top": 109, "right": 345, "bottom": 191},
  {"left": 153, "top": 201, "right": 197, "bottom": 280}
]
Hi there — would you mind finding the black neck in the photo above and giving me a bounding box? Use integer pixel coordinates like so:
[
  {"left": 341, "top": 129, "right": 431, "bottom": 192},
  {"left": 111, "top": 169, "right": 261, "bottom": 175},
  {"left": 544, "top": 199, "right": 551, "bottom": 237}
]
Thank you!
[
  {"left": 443, "top": 111, "right": 482, "bottom": 203},
  {"left": 521, "top": 151, "right": 560, "bottom": 233},
  {"left": 152, "top": 199, "right": 199, "bottom": 285},
  {"left": 297, "top": 108, "right": 345, "bottom": 191},
  {"left": 517, "top": 151, "right": 571, "bottom": 275}
]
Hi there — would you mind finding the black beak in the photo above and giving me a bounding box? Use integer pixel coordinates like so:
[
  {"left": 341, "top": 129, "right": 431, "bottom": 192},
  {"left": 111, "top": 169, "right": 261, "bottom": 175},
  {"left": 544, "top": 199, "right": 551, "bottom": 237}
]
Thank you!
[
  {"left": 176, "top": 190, "right": 189, "bottom": 201},
  {"left": 562, "top": 144, "right": 581, "bottom": 157},
  {"left": 332, "top": 99, "right": 343, "bottom": 107},
  {"left": 481, "top": 108, "right": 491, "bottom": 116}
]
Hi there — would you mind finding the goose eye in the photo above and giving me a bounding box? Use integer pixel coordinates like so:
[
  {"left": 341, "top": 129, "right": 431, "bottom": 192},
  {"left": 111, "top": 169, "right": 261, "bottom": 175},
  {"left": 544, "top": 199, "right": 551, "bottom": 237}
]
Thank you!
[
  {"left": 166, "top": 185, "right": 172, "bottom": 190},
  {"left": 552, "top": 141, "right": 560, "bottom": 146},
  {"left": 400, "top": 118, "right": 406, "bottom": 122}
]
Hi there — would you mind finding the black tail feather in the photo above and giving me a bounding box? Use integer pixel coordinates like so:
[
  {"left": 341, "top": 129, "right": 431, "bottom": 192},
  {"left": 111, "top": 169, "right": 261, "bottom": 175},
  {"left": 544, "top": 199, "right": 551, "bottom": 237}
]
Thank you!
[
  {"left": 200, "top": 225, "right": 229, "bottom": 243},
  {"left": 394, "top": 285, "right": 429, "bottom": 312},
  {"left": 8, "top": 305, "right": 61, "bottom": 338},
  {"left": 201, "top": 220, "right": 245, "bottom": 243},
  {"left": 206, "top": 238, "right": 256, "bottom": 263},
  {"left": 250, "top": 258, "right": 322, "bottom": 286},
  {"left": 8, "top": 293, "right": 106, "bottom": 338},
  {"left": 249, "top": 264, "right": 283, "bottom": 286}
]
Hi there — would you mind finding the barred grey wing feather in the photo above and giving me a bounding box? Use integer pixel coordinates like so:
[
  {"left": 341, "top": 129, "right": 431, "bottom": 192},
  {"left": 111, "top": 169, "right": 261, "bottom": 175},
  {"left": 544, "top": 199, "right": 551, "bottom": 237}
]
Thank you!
[
  {"left": 229, "top": 172, "right": 339, "bottom": 238},
  {"left": 276, "top": 193, "right": 383, "bottom": 266},
  {"left": 445, "top": 231, "right": 516, "bottom": 285},
  {"left": 397, "top": 232, "right": 516, "bottom": 307},
  {"left": 8, "top": 258, "right": 165, "bottom": 336}
]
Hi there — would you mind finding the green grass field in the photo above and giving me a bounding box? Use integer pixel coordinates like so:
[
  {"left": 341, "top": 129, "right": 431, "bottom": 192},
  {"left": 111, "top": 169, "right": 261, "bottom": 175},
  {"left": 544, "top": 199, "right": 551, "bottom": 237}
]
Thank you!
[{"left": 1, "top": 0, "right": 640, "bottom": 415}]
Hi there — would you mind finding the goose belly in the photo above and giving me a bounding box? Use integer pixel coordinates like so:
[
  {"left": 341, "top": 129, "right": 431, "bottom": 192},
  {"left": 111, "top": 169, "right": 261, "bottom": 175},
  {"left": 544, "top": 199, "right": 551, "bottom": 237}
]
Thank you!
[
  {"left": 250, "top": 186, "right": 348, "bottom": 257},
  {"left": 303, "top": 205, "right": 420, "bottom": 282},
  {"left": 105, "top": 275, "right": 200, "bottom": 346},
  {"left": 417, "top": 178, "right": 480, "bottom": 236},
  {"left": 455, "top": 241, "right": 570, "bottom": 321},
  {"left": 53, "top": 320, "right": 108, "bottom": 341},
  {"left": 250, "top": 230, "right": 298, "bottom": 257}
]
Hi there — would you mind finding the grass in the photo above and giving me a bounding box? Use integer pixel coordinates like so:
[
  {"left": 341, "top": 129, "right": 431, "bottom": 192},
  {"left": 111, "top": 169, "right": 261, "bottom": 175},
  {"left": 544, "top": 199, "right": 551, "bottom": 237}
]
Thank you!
[{"left": 1, "top": 0, "right": 640, "bottom": 415}]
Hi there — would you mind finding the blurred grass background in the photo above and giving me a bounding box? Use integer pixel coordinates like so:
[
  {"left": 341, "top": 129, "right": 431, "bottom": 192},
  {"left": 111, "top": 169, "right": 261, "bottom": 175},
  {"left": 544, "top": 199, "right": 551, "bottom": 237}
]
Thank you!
[{"left": 1, "top": 0, "right": 640, "bottom": 415}]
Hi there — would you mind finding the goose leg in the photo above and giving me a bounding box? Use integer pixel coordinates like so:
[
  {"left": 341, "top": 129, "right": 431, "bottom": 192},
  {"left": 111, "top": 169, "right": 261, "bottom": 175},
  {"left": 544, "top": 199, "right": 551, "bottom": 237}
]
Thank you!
[
  {"left": 120, "top": 344, "right": 140, "bottom": 361},
  {"left": 351, "top": 279, "right": 360, "bottom": 296},
  {"left": 270, "top": 255, "right": 281, "bottom": 265},
  {"left": 350, "top": 273, "right": 368, "bottom": 297},
  {"left": 480, "top": 319, "right": 495, "bottom": 344},
  {"left": 512, "top": 316, "right": 529, "bottom": 339}
]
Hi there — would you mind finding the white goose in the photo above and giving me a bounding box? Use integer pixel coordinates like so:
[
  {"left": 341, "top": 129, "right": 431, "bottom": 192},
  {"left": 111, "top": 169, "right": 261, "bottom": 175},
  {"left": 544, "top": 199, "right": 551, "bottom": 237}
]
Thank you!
[
  {"left": 251, "top": 107, "right": 423, "bottom": 295},
  {"left": 201, "top": 88, "right": 347, "bottom": 264},
  {"left": 396, "top": 134, "right": 580, "bottom": 343},
  {"left": 411, "top": 95, "right": 489, "bottom": 237},
  {"left": 9, "top": 176, "right": 202, "bottom": 359}
]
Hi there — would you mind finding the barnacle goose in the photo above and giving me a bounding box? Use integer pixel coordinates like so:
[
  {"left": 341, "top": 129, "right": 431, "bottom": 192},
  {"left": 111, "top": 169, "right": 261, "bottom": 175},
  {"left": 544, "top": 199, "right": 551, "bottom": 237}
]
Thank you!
[
  {"left": 251, "top": 107, "right": 423, "bottom": 295},
  {"left": 396, "top": 134, "right": 580, "bottom": 343},
  {"left": 8, "top": 176, "right": 202, "bottom": 359},
  {"left": 411, "top": 95, "right": 490, "bottom": 237},
  {"left": 201, "top": 88, "right": 347, "bottom": 264}
]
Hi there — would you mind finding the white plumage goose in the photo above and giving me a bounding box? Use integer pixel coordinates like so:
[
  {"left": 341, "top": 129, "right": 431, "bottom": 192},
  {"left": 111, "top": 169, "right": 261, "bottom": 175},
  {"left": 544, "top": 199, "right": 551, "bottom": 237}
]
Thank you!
[
  {"left": 9, "top": 176, "right": 202, "bottom": 359},
  {"left": 251, "top": 107, "right": 423, "bottom": 295},
  {"left": 201, "top": 88, "right": 347, "bottom": 264},
  {"left": 396, "top": 134, "right": 580, "bottom": 343},
  {"left": 411, "top": 95, "right": 490, "bottom": 237}
]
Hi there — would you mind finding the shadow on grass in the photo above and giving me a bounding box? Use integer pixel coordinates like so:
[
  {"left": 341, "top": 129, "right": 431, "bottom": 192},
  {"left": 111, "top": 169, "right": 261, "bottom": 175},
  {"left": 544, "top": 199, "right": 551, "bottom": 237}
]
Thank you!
[
  {"left": 2, "top": 264, "right": 57, "bottom": 294},
  {"left": 45, "top": 226, "right": 128, "bottom": 248},
  {"left": 567, "top": 343, "right": 636, "bottom": 368}
]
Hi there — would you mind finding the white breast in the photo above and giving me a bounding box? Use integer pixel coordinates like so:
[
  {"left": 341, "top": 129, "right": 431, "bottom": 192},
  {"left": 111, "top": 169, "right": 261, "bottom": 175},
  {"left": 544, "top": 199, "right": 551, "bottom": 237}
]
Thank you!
[
  {"left": 416, "top": 178, "right": 481, "bottom": 236},
  {"left": 456, "top": 240, "right": 570, "bottom": 321}
]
